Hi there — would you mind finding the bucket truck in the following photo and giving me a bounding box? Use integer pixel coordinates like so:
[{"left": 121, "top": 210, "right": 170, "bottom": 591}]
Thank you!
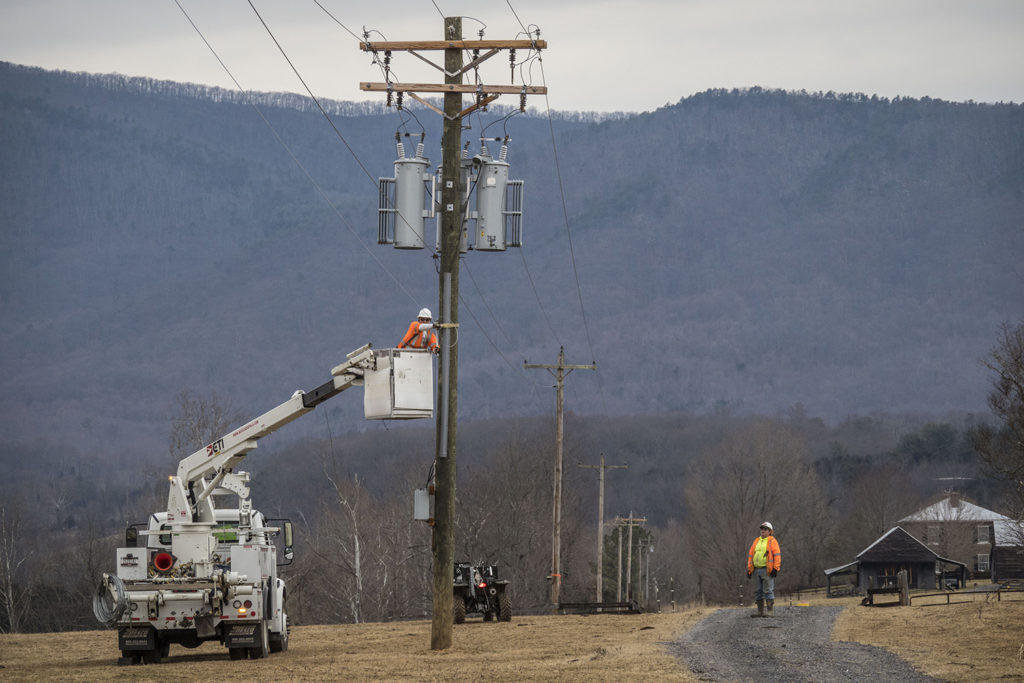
[{"left": 92, "top": 344, "right": 432, "bottom": 663}]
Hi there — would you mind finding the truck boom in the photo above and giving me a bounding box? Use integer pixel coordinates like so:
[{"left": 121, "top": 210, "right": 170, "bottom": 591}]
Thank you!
[
  {"left": 168, "top": 344, "right": 375, "bottom": 523},
  {"left": 94, "top": 344, "right": 433, "bottom": 664}
]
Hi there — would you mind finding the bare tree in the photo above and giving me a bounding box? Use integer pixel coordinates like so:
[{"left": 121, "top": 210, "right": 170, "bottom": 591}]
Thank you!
[
  {"left": 842, "top": 465, "right": 919, "bottom": 557},
  {"left": 972, "top": 321, "right": 1024, "bottom": 520},
  {"left": 0, "top": 501, "right": 33, "bottom": 633},
  {"left": 168, "top": 388, "right": 244, "bottom": 460},
  {"left": 683, "top": 419, "right": 831, "bottom": 602}
]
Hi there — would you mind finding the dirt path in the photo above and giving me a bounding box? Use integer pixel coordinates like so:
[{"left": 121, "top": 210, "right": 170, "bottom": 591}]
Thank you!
[{"left": 669, "top": 605, "right": 937, "bottom": 682}]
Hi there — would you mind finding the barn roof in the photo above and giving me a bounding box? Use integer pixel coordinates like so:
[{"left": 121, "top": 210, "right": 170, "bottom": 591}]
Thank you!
[
  {"left": 858, "top": 526, "right": 941, "bottom": 563},
  {"left": 899, "top": 494, "right": 1009, "bottom": 523}
]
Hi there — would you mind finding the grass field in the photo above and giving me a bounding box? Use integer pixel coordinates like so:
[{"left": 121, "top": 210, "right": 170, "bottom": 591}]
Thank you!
[{"left": 1, "top": 597, "right": 1021, "bottom": 681}]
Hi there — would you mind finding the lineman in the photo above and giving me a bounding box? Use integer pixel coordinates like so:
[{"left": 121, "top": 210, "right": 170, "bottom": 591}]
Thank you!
[
  {"left": 747, "top": 521, "right": 782, "bottom": 617},
  {"left": 398, "top": 308, "right": 439, "bottom": 354}
]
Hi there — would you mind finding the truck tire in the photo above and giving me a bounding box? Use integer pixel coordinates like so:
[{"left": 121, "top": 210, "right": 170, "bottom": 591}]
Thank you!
[
  {"left": 249, "top": 619, "right": 269, "bottom": 659},
  {"left": 270, "top": 613, "right": 289, "bottom": 653},
  {"left": 498, "top": 591, "right": 512, "bottom": 622},
  {"left": 453, "top": 598, "right": 466, "bottom": 624}
]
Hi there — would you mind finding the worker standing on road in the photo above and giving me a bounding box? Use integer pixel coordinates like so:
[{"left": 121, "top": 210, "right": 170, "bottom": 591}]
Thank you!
[
  {"left": 398, "top": 308, "right": 439, "bottom": 354},
  {"left": 747, "top": 521, "right": 781, "bottom": 617}
]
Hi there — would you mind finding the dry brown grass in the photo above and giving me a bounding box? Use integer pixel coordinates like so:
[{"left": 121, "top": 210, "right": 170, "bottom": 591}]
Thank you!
[
  {"left": 2, "top": 597, "right": 1021, "bottom": 681},
  {"left": 0, "top": 610, "right": 706, "bottom": 682},
  {"left": 833, "top": 595, "right": 1024, "bottom": 682}
]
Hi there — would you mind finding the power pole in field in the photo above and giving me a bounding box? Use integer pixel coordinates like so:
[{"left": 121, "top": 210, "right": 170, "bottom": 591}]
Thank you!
[
  {"left": 359, "top": 20, "right": 547, "bottom": 650},
  {"left": 524, "top": 346, "right": 595, "bottom": 609},
  {"left": 578, "top": 455, "right": 627, "bottom": 602},
  {"left": 612, "top": 512, "right": 646, "bottom": 602}
]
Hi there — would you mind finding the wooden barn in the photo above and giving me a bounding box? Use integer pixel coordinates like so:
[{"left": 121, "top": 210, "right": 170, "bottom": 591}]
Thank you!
[
  {"left": 991, "top": 519, "right": 1024, "bottom": 583},
  {"left": 824, "top": 526, "right": 967, "bottom": 597}
]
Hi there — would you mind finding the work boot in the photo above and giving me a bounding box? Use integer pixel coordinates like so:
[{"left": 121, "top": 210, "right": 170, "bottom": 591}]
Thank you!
[
  {"left": 766, "top": 599, "right": 774, "bottom": 617},
  {"left": 751, "top": 600, "right": 764, "bottom": 617}
]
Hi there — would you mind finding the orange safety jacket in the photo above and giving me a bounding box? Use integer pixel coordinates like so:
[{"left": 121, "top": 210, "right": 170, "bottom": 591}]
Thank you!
[
  {"left": 747, "top": 535, "right": 781, "bottom": 574},
  {"left": 398, "top": 320, "right": 438, "bottom": 350}
]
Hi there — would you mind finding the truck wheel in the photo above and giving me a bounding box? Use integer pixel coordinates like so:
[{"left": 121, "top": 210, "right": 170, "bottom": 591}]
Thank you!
[
  {"left": 270, "top": 614, "right": 289, "bottom": 653},
  {"left": 498, "top": 591, "right": 512, "bottom": 622},
  {"left": 453, "top": 598, "right": 466, "bottom": 624}
]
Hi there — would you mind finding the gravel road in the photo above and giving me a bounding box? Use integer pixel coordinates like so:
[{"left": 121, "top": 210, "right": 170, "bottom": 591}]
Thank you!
[{"left": 669, "top": 605, "right": 938, "bottom": 682}]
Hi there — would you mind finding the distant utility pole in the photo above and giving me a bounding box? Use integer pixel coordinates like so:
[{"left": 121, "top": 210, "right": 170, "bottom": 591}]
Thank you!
[
  {"left": 360, "top": 20, "right": 547, "bottom": 651},
  {"left": 525, "top": 346, "right": 595, "bottom": 609},
  {"left": 612, "top": 512, "right": 646, "bottom": 602},
  {"left": 578, "top": 455, "right": 626, "bottom": 602}
]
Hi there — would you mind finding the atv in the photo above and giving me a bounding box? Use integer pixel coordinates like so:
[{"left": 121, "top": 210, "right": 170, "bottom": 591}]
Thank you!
[{"left": 453, "top": 563, "right": 511, "bottom": 623}]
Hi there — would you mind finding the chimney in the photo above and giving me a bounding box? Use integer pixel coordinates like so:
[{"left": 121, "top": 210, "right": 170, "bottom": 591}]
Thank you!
[{"left": 950, "top": 492, "right": 961, "bottom": 508}]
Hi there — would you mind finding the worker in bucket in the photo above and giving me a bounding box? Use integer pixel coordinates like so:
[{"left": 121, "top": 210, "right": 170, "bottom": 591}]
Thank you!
[
  {"left": 398, "top": 307, "right": 439, "bottom": 354},
  {"left": 746, "top": 521, "right": 782, "bottom": 617}
]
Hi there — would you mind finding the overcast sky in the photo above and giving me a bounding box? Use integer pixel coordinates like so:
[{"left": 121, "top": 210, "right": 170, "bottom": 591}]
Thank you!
[{"left": 2, "top": 0, "right": 1022, "bottom": 112}]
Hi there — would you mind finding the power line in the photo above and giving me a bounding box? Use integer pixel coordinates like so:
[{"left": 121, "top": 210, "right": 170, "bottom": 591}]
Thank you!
[
  {"left": 246, "top": 0, "right": 378, "bottom": 186},
  {"left": 171, "top": 0, "right": 422, "bottom": 307},
  {"left": 505, "top": 0, "right": 607, "bottom": 415}
]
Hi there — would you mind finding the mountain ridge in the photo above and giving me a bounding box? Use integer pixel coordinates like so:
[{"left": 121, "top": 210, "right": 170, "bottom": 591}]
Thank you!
[{"left": 1, "top": 61, "right": 1020, "bottom": 459}]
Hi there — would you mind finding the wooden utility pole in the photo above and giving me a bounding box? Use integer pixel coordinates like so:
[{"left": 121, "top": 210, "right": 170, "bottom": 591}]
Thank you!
[
  {"left": 616, "top": 525, "right": 623, "bottom": 601},
  {"left": 360, "top": 21, "right": 547, "bottom": 651},
  {"left": 524, "top": 347, "right": 595, "bottom": 608},
  {"left": 578, "top": 455, "right": 627, "bottom": 602},
  {"left": 612, "top": 513, "right": 646, "bottom": 602}
]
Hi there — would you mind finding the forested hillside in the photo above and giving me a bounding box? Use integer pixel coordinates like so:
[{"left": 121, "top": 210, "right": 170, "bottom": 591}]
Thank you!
[
  {"left": 1, "top": 62, "right": 1021, "bottom": 461},
  {"left": 0, "top": 62, "right": 1021, "bottom": 632}
]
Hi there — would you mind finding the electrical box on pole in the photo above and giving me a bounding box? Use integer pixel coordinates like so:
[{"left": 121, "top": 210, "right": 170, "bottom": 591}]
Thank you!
[
  {"left": 378, "top": 141, "right": 435, "bottom": 249},
  {"left": 471, "top": 141, "right": 523, "bottom": 251}
]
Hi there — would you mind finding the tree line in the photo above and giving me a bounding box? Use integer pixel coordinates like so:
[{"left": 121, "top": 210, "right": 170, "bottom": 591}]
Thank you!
[{"left": 3, "top": 317, "right": 1020, "bottom": 633}]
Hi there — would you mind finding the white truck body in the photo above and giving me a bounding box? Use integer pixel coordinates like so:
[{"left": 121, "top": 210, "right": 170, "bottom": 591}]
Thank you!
[{"left": 94, "top": 346, "right": 433, "bottom": 663}]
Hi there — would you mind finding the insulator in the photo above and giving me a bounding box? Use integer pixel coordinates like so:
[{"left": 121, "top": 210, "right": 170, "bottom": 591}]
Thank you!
[
  {"left": 396, "top": 142, "right": 405, "bottom": 159},
  {"left": 416, "top": 142, "right": 425, "bottom": 159},
  {"left": 396, "top": 91, "right": 404, "bottom": 110},
  {"left": 520, "top": 92, "right": 527, "bottom": 112},
  {"left": 509, "top": 49, "right": 516, "bottom": 84},
  {"left": 498, "top": 144, "right": 508, "bottom": 163}
]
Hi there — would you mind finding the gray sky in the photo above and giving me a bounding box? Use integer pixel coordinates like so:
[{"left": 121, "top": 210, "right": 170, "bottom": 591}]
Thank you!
[{"left": 2, "top": 0, "right": 1022, "bottom": 112}]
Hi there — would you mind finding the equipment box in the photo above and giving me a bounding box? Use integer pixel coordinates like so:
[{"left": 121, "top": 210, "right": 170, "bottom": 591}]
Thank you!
[{"left": 364, "top": 349, "right": 433, "bottom": 420}]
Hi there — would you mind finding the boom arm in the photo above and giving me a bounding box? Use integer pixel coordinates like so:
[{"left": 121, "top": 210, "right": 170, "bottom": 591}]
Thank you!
[{"left": 167, "top": 344, "right": 376, "bottom": 523}]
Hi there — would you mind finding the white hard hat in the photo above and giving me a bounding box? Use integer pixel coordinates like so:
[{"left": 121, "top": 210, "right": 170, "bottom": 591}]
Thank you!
[
  {"left": 418, "top": 308, "right": 432, "bottom": 319},
  {"left": 760, "top": 521, "right": 773, "bottom": 531}
]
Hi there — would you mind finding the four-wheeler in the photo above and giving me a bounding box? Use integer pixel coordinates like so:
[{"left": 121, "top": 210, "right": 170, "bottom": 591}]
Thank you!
[{"left": 453, "top": 563, "right": 512, "bottom": 623}]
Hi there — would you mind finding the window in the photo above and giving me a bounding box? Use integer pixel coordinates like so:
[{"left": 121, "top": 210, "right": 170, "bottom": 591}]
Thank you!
[
  {"left": 927, "top": 525, "right": 941, "bottom": 545},
  {"left": 976, "top": 554, "right": 990, "bottom": 572},
  {"left": 976, "top": 525, "right": 990, "bottom": 544}
]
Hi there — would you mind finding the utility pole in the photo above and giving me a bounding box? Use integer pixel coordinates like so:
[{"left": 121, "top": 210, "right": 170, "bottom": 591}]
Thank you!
[
  {"left": 611, "top": 513, "right": 646, "bottom": 603},
  {"left": 525, "top": 346, "right": 595, "bottom": 609},
  {"left": 616, "top": 525, "right": 623, "bottom": 602},
  {"left": 359, "top": 21, "right": 547, "bottom": 651},
  {"left": 578, "top": 455, "right": 626, "bottom": 602}
]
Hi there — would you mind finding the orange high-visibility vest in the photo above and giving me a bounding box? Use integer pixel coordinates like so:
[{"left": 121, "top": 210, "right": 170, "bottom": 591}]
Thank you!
[
  {"left": 747, "top": 535, "right": 781, "bottom": 573},
  {"left": 398, "top": 320, "right": 438, "bottom": 350}
]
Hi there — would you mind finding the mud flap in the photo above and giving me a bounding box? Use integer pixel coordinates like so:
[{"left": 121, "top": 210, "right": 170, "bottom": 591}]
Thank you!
[
  {"left": 195, "top": 615, "right": 217, "bottom": 639},
  {"left": 225, "top": 622, "right": 261, "bottom": 649},
  {"left": 118, "top": 625, "right": 155, "bottom": 651}
]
